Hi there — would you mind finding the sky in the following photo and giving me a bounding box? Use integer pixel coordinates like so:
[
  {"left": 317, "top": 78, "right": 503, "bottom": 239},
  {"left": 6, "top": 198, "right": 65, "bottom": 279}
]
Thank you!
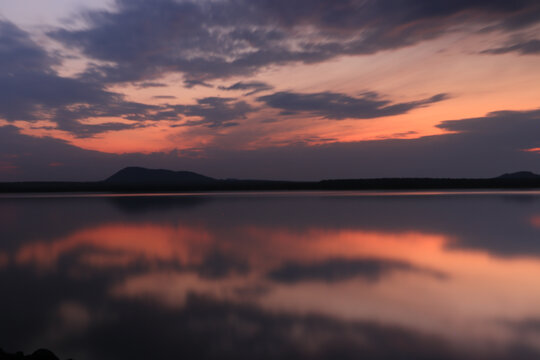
[{"left": 0, "top": 0, "right": 540, "bottom": 181}]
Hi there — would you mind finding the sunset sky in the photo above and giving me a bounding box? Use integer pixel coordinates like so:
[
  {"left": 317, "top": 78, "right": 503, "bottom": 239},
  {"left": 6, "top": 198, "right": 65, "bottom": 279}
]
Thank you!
[{"left": 1, "top": 0, "right": 540, "bottom": 181}]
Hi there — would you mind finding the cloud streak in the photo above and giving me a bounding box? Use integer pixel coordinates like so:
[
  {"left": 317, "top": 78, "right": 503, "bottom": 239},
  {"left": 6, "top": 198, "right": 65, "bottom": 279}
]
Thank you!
[
  {"left": 268, "top": 258, "right": 446, "bottom": 283},
  {"left": 219, "top": 81, "right": 274, "bottom": 95},
  {"left": 482, "top": 39, "right": 540, "bottom": 55},
  {"left": 172, "top": 97, "right": 255, "bottom": 128},
  {"left": 257, "top": 91, "right": 449, "bottom": 120}
]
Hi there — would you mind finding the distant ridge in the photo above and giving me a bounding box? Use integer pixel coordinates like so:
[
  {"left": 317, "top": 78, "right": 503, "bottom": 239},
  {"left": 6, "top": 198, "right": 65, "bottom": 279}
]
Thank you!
[
  {"left": 2, "top": 168, "right": 540, "bottom": 193},
  {"left": 105, "top": 167, "right": 216, "bottom": 185},
  {"left": 496, "top": 171, "right": 540, "bottom": 180}
]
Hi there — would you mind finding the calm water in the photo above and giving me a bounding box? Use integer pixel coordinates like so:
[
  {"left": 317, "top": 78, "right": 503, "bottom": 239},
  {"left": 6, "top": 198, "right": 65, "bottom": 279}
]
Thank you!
[{"left": 1, "top": 191, "right": 540, "bottom": 359}]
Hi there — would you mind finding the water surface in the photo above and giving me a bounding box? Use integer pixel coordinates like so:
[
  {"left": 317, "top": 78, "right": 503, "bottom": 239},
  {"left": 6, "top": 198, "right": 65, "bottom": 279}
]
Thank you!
[{"left": 1, "top": 191, "right": 540, "bottom": 359}]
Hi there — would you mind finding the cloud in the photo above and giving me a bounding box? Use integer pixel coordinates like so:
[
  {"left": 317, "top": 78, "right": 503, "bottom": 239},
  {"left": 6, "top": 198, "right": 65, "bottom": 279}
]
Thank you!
[
  {"left": 0, "top": 72, "right": 149, "bottom": 138},
  {"left": 435, "top": 108, "right": 540, "bottom": 149},
  {"left": 195, "top": 251, "right": 250, "bottom": 279},
  {"left": 63, "top": 122, "right": 144, "bottom": 138},
  {"left": 503, "top": 318, "right": 540, "bottom": 334},
  {"left": 153, "top": 95, "right": 177, "bottom": 99},
  {"left": 183, "top": 79, "right": 213, "bottom": 88},
  {"left": 0, "top": 20, "right": 165, "bottom": 137},
  {"left": 219, "top": 81, "right": 273, "bottom": 95},
  {"left": 482, "top": 39, "right": 540, "bottom": 55},
  {"left": 268, "top": 258, "right": 446, "bottom": 283},
  {"left": 0, "top": 20, "right": 260, "bottom": 137},
  {"left": 257, "top": 91, "right": 449, "bottom": 119},
  {"left": 50, "top": 100, "right": 160, "bottom": 137},
  {"left": 0, "top": 21, "right": 57, "bottom": 74},
  {"left": 49, "top": 0, "right": 540, "bottom": 85},
  {"left": 0, "top": 20, "right": 114, "bottom": 124},
  {"left": 136, "top": 82, "right": 167, "bottom": 88},
  {"left": 172, "top": 97, "right": 255, "bottom": 128},
  {"left": 0, "top": 71, "right": 114, "bottom": 122}
]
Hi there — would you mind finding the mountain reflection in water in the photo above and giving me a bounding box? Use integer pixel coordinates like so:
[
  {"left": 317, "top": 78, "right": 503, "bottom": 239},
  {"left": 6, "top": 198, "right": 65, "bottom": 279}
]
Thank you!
[{"left": 1, "top": 192, "right": 540, "bottom": 360}]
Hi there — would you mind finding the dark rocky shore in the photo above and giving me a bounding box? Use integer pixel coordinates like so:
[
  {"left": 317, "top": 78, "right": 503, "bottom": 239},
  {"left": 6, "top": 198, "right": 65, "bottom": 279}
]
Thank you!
[{"left": 0, "top": 349, "right": 64, "bottom": 360}]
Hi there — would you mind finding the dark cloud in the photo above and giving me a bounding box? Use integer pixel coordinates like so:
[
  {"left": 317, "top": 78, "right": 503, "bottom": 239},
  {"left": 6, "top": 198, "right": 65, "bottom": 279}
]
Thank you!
[
  {"left": 0, "top": 71, "right": 114, "bottom": 122},
  {"left": 258, "top": 0, "right": 540, "bottom": 31},
  {"left": 0, "top": 20, "right": 163, "bottom": 137},
  {"left": 136, "top": 82, "right": 167, "bottom": 88},
  {"left": 63, "top": 122, "right": 144, "bottom": 138},
  {"left": 219, "top": 81, "right": 273, "bottom": 95},
  {"left": 257, "top": 91, "right": 448, "bottom": 119},
  {"left": 184, "top": 79, "right": 213, "bottom": 88},
  {"left": 0, "top": 21, "right": 57, "bottom": 74},
  {"left": 503, "top": 319, "right": 540, "bottom": 334},
  {"left": 0, "top": 20, "right": 260, "bottom": 137},
  {"left": 436, "top": 108, "right": 540, "bottom": 149},
  {"left": 153, "top": 95, "right": 177, "bottom": 99},
  {"left": 268, "top": 258, "right": 446, "bottom": 283},
  {"left": 0, "top": 20, "right": 114, "bottom": 124},
  {"left": 50, "top": 101, "right": 160, "bottom": 137},
  {"left": 195, "top": 251, "right": 250, "bottom": 279},
  {"left": 482, "top": 39, "right": 540, "bottom": 55},
  {"left": 49, "top": 0, "right": 540, "bottom": 84},
  {"left": 173, "top": 97, "right": 255, "bottom": 128},
  {"left": 54, "top": 95, "right": 254, "bottom": 132}
]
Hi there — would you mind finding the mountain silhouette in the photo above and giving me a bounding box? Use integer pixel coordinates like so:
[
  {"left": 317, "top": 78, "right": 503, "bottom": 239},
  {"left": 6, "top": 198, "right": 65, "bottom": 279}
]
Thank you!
[
  {"left": 496, "top": 171, "right": 540, "bottom": 180},
  {"left": 104, "top": 167, "right": 216, "bottom": 185}
]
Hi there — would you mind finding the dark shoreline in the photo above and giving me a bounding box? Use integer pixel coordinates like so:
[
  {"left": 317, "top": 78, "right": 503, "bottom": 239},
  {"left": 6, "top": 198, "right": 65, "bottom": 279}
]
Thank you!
[
  {"left": 2, "top": 178, "right": 540, "bottom": 193},
  {"left": 0, "top": 348, "right": 62, "bottom": 360}
]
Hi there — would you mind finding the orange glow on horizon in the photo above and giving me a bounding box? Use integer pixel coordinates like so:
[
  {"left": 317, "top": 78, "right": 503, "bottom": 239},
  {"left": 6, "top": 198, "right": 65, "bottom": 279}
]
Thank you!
[{"left": 4, "top": 36, "right": 539, "bottom": 157}]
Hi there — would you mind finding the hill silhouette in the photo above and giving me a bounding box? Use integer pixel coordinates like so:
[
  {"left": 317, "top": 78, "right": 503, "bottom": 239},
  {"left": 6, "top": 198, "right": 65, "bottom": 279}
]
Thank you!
[
  {"left": 105, "top": 166, "right": 216, "bottom": 185},
  {"left": 1, "top": 169, "right": 540, "bottom": 193},
  {"left": 496, "top": 171, "right": 540, "bottom": 180}
]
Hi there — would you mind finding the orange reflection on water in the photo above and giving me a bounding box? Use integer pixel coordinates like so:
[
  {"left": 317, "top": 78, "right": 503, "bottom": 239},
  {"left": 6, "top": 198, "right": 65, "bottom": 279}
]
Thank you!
[
  {"left": 244, "top": 227, "right": 540, "bottom": 344},
  {"left": 237, "top": 226, "right": 447, "bottom": 262},
  {"left": 530, "top": 215, "right": 540, "bottom": 228},
  {"left": 10, "top": 221, "right": 540, "bottom": 351},
  {"left": 112, "top": 272, "right": 259, "bottom": 308},
  {"left": 16, "top": 223, "right": 211, "bottom": 269}
]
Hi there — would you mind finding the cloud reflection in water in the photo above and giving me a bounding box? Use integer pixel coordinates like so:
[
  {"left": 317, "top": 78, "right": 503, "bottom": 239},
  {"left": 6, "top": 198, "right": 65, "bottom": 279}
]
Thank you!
[{"left": 2, "top": 193, "right": 540, "bottom": 359}]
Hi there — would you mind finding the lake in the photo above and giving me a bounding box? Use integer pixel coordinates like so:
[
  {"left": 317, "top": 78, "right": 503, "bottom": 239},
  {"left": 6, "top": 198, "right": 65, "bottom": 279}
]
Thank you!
[{"left": 1, "top": 191, "right": 540, "bottom": 359}]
